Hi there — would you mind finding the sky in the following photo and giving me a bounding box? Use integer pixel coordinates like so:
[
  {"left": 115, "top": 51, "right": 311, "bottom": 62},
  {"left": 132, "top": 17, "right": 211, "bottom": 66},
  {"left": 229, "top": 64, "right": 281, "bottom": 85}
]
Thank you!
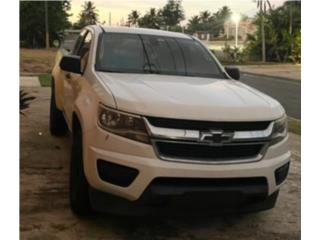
[{"left": 68, "top": 0, "right": 287, "bottom": 26}]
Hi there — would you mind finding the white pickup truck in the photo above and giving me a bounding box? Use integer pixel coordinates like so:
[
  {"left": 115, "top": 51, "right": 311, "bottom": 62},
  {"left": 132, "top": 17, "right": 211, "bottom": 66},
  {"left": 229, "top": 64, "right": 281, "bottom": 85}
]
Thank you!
[{"left": 50, "top": 25, "right": 290, "bottom": 216}]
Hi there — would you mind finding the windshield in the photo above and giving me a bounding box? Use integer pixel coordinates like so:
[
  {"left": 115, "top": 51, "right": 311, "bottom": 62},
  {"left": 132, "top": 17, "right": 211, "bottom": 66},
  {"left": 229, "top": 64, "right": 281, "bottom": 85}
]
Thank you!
[{"left": 96, "top": 33, "right": 226, "bottom": 79}]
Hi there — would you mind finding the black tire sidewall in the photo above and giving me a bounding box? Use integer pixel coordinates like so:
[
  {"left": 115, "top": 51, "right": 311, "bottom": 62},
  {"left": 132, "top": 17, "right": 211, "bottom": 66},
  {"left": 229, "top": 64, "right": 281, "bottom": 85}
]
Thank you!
[
  {"left": 69, "top": 124, "right": 92, "bottom": 216},
  {"left": 49, "top": 80, "right": 68, "bottom": 136}
]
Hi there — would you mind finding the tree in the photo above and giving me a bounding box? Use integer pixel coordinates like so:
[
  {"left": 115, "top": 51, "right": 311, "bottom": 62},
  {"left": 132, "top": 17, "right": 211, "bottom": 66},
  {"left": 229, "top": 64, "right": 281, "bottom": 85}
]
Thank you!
[
  {"left": 74, "top": 1, "right": 99, "bottom": 29},
  {"left": 160, "top": 0, "right": 185, "bottom": 27},
  {"left": 127, "top": 10, "right": 140, "bottom": 27},
  {"left": 20, "top": 1, "right": 71, "bottom": 48},
  {"left": 187, "top": 16, "right": 201, "bottom": 33},
  {"left": 186, "top": 6, "right": 231, "bottom": 37},
  {"left": 212, "top": 6, "right": 232, "bottom": 35},
  {"left": 138, "top": 8, "right": 163, "bottom": 29},
  {"left": 200, "top": 11, "right": 211, "bottom": 23},
  {"left": 199, "top": 11, "right": 212, "bottom": 32},
  {"left": 246, "top": 1, "right": 301, "bottom": 62},
  {"left": 256, "top": 0, "right": 272, "bottom": 62}
]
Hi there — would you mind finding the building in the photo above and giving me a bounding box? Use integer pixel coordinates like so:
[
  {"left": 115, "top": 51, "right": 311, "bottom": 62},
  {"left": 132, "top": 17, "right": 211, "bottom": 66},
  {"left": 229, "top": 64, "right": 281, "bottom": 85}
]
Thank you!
[{"left": 224, "top": 17, "right": 257, "bottom": 41}]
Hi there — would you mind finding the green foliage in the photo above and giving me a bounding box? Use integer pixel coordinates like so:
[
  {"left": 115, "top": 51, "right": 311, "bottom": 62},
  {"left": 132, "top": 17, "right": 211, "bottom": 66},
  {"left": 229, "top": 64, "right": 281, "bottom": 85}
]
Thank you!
[
  {"left": 245, "top": 1, "right": 301, "bottom": 62},
  {"left": 128, "top": 0, "right": 184, "bottom": 29},
  {"left": 290, "top": 31, "right": 301, "bottom": 63},
  {"left": 74, "top": 1, "right": 99, "bottom": 29},
  {"left": 138, "top": 8, "right": 163, "bottom": 29},
  {"left": 222, "top": 44, "right": 245, "bottom": 63},
  {"left": 39, "top": 74, "right": 52, "bottom": 87},
  {"left": 20, "top": 1, "right": 71, "bottom": 48},
  {"left": 186, "top": 6, "right": 231, "bottom": 37},
  {"left": 20, "top": 90, "right": 36, "bottom": 114},
  {"left": 127, "top": 10, "right": 140, "bottom": 27},
  {"left": 160, "top": 0, "right": 185, "bottom": 26},
  {"left": 186, "top": 16, "right": 201, "bottom": 33},
  {"left": 288, "top": 118, "right": 301, "bottom": 135}
]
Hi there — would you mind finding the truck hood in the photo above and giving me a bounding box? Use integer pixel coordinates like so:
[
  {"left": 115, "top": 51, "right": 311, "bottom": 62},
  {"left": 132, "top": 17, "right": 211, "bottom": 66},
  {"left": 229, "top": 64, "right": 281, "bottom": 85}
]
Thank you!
[{"left": 96, "top": 72, "right": 284, "bottom": 121}]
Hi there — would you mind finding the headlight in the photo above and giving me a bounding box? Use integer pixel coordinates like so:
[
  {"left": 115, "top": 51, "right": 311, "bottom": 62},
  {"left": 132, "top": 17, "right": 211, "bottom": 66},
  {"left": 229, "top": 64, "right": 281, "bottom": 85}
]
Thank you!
[
  {"left": 271, "top": 114, "right": 288, "bottom": 144},
  {"left": 98, "top": 105, "right": 150, "bottom": 144}
]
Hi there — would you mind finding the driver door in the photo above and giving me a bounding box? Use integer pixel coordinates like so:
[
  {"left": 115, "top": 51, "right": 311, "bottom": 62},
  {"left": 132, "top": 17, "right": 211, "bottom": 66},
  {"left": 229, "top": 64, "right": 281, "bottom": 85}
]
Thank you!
[{"left": 63, "top": 30, "right": 92, "bottom": 125}]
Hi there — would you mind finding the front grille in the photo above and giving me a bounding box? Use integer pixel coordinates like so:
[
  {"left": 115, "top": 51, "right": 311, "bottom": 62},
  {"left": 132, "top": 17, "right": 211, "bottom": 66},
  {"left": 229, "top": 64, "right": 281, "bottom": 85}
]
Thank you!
[
  {"left": 154, "top": 141, "right": 265, "bottom": 162},
  {"left": 146, "top": 117, "right": 271, "bottom": 163},
  {"left": 147, "top": 116, "right": 271, "bottom": 131}
]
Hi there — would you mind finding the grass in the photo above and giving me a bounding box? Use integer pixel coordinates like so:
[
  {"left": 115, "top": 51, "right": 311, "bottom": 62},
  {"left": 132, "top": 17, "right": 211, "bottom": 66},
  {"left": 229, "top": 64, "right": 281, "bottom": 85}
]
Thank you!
[
  {"left": 38, "top": 74, "right": 52, "bottom": 87},
  {"left": 20, "top": 48, "right": 57, "bottom": 74},
  {"left": 288, "top": 118, "right": 301, "bottom": 135}
]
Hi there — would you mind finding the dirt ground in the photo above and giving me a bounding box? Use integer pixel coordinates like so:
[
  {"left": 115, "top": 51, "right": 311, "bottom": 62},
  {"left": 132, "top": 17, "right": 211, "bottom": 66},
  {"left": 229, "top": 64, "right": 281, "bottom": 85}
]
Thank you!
[
  {"left": 20, "top": 87, "right": 301, "bottom": 240},
  {"left": 20, "top": 48, "right": 57, "bottom": 74}
]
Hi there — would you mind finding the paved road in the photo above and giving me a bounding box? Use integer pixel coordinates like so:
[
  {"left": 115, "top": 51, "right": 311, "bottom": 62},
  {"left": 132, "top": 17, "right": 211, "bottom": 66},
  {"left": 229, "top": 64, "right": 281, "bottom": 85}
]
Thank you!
[{"left": 240, "top": 73, "right": 301, "bottom": 119}]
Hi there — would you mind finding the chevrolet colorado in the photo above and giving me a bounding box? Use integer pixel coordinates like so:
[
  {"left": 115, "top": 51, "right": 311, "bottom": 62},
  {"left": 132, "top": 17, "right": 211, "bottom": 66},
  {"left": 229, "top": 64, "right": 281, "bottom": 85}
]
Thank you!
[{"left": 50, "top": 26, "right": 290, "bottom": 216}]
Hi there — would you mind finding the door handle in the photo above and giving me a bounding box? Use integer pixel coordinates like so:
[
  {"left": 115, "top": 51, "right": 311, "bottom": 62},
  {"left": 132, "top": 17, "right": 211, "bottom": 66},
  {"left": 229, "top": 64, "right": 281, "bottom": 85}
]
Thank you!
[{"left": 65, "top": 73, "right": 71, "bottom": 79}]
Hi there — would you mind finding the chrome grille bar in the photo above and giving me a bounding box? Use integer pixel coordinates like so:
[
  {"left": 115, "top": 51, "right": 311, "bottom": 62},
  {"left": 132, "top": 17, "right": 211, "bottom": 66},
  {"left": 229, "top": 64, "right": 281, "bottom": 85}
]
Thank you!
[{"left": 144, "top": 118, "right": 273, "bottom": 142}]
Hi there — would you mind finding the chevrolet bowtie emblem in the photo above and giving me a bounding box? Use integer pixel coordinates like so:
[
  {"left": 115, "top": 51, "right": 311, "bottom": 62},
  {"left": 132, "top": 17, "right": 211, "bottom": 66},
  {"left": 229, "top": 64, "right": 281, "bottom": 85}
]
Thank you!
[{"left": 200, "top": 130, "right": 234, "bottom": 145}]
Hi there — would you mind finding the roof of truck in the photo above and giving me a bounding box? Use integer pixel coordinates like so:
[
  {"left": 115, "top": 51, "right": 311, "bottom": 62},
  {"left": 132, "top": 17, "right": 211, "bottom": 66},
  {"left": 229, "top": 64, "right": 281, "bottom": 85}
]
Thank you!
[{"left": 98, "top": 26, "right": 192, "bottom": 39}]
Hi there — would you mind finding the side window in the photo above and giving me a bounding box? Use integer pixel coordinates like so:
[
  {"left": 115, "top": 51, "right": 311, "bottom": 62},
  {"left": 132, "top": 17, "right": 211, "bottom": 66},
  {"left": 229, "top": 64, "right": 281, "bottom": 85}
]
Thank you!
[
  {"left": 72, "top": 30, "right": 87, "bottom": 55},
  {"left": 77, "top": 32, "right": 92, "bottom": 73}
]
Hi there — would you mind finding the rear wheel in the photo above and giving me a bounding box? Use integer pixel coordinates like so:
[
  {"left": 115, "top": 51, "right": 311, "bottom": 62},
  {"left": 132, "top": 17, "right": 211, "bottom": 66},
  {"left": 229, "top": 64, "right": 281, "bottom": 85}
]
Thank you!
[
  {"left": 49, "top": 79, "right": 68, "bottom": 136},
  {"left": 69, "top": 121, "right": 93, "bottom": 216}
]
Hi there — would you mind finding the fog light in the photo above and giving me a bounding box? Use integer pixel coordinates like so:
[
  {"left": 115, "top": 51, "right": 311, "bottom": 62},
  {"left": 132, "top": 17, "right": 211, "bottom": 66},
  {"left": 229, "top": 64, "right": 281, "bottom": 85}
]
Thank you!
[
  {"left": 275, "top": 162, "right": 290, "bottom": 185},
  {"left": 97, "top": 159, "right": 139, "bottom": 187}
]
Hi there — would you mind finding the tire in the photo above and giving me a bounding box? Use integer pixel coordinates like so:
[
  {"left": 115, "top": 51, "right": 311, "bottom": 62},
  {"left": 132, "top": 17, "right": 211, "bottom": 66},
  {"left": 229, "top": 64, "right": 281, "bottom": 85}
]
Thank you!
[
  {"left": 69, "top": 122, "right": 93, "bottom": 216},
  {"left": 49, "top": 79, "right": 68, "bottom": 136}
]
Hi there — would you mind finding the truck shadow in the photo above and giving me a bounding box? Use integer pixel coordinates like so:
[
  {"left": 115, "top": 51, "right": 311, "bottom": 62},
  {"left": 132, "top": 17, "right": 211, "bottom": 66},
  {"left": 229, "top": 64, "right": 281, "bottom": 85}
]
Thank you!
[{"left": 79, "top": 211, "right": 264, "bottom": 240}]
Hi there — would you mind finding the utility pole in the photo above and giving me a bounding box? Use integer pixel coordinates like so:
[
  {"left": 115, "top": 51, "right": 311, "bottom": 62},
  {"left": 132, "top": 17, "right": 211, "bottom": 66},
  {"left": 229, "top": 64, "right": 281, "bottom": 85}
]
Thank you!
[
  {"left": 45, "top": 1, "right": 49, "bottom": 49},
  {"left": 235, "top": 20, "right": 238, "bottom": 48},
  {"left": 226, "top": 21, "right": 229, "bottom": 40},
  {"left": 289, "top": 1, "right": 293, "bottom": 56},
  {"left": 261, "top": 3, "right": 266, "bottom": 62},
  {"left": 109, "top": 12, "right": 111, "bottom": 26}
]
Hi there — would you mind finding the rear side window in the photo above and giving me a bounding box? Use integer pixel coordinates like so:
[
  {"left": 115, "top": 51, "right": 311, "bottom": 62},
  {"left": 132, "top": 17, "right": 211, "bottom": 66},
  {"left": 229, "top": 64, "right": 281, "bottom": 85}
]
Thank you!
[{"left": 96, "top": 33, "right": 146, "bottom": 73}]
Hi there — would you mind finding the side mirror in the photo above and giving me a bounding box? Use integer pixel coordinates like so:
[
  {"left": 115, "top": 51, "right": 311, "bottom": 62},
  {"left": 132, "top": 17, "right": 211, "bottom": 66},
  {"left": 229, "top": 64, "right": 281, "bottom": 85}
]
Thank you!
[
  {"left": 225, "top": 66, "right": 240, "bottom": 80},
  {"left": 60, "top": 55, "right": 81, "bottom": 74}
]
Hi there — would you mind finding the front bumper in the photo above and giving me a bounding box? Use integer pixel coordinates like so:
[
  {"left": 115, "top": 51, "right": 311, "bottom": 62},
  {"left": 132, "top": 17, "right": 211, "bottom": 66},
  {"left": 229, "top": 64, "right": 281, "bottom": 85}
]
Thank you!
[
  {"left": 88, "top": 185, "right": 280, "bottom": 216},
  {"left": 83, "top": 125, "right": 291, "bottom": 202}
]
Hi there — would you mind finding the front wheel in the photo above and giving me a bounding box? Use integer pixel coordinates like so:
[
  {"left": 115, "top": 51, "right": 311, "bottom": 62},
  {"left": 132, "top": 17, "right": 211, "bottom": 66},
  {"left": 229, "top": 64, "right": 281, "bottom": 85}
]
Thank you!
[
  {"left": 69, "top": 123, "right": 93, "bottom": 216},
  {"left": 49, "top": 79, "right": 68, "bottom": 136}
]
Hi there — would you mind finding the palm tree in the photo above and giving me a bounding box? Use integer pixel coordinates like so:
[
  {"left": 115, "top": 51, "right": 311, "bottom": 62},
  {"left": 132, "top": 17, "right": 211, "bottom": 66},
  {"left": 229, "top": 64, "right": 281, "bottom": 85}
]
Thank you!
[
  {"left": 256, "top": 0, "right": 272, "bottom": 62},
  {"left": 200, "top": 11, "right": 211, "bottom": 23},
  {"left": 20, "top": 90, "right": 35, "bottom": 115},
  {"left": 187, "top": 15, "right": 201, "bottom": 33},
  {"left": 75, "top": 1, "right": 99, "bottom": 29},
  {"left": 128, "top": 10, "right": 140, "bottom": 27},
  {"left": 138, "top": 8, "right": 163, "bottom": 29}
]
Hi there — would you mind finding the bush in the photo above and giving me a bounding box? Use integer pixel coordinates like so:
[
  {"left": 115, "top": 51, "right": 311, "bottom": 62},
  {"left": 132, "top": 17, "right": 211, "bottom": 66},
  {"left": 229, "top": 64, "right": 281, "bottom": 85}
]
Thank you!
[{"left": 222, "top": 44, "right": 245, "bottom": 63}]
